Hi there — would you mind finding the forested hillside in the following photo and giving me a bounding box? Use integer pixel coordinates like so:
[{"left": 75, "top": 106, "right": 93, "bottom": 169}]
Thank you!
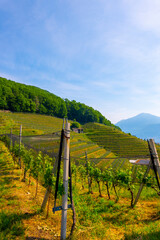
[{"left": 0, "top": 77, "right": 116, "bottom": 127}]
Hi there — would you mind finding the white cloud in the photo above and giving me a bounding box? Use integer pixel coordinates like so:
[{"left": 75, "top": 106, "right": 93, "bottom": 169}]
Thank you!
[{"left": 123, "top": 0, "right": 160, "bottom": 34}]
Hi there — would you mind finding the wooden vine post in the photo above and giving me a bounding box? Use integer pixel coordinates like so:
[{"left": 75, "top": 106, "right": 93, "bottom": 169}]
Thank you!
[
  {"left": 133, "top": 138, "right": 160, "bottom": 207},
  {"left": 10, "top": 128, "right": 12, "bottom": 150},
  {"left": 85, "top": 151, "right": 91, "bottom": 193},
  {"left": 61, "top": 119, "right": 70, "bottom": 240},
  {"left": 41, "top": 119, "right": 65, "bottom": 211},
  {"left": 19, "top": 125, "right": 22, "bottom": 169},
  {"left": 133, "top": 160, "right": 152, "bottom": 207},
  {"left": 148, "top": 139, "right": 160, "bottom": 179}
]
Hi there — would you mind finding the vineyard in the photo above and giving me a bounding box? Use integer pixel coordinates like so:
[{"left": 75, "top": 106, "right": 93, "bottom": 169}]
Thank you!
[{"left": 0, "top": 112, "right": 160, "bottom": 239}]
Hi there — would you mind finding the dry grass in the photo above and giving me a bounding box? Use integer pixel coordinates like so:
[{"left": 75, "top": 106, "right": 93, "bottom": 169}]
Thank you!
[{"left": 0, "top": 141, "right": 73, "bottom": 240}]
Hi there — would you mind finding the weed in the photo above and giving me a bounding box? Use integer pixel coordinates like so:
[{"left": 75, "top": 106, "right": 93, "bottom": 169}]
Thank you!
[{"left": 0, "top": 211, "right": 25, "bottom": 238}]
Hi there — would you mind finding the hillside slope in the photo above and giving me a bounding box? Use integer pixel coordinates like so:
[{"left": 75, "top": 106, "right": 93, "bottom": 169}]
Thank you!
[
  {"left": 0, "top": 111, "right": 115, "bottom": 161},
  {"left": 84, "top": 122, "right": 153, "bottom": 158},
  {"left": 0, "top": 76, "right": 116, "bottom": 126}
]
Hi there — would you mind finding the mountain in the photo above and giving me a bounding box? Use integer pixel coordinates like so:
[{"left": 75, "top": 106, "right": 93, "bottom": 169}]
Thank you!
[{"left": 116, "top": 113, "right": 160, "bottom": 143}]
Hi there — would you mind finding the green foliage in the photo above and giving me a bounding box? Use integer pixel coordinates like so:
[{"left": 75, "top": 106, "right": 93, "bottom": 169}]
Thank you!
[
  {"left": 22, "top": 149, "right": 33, "bottom": 171},
  {"left": 22, "top": 148, "right": 34, "bottom": 181},
  {"left": 0, "top": 77, "right": 116, "bottom": 126},
  {"left": 71, "top": 121, "right": 80, "bottom": 130},
  {"left": 44, "top": 162, "right": 55, "bottom": 188},
  {"left": 115, "top": 169, "right": 132, "bottom": 186},
  {"left": 0, "top": 77, "right": 67, "bottom": 118},
  {"left": 0, "top": 211, "right": 24, "bottom": 238},
  {"left": 93, "top": 168, "right": 102, "bottom": 182},
  {"left": 12, "top": 143, "right": 21, "bottom": 158},
  {"left": 102, "top": 168, "right": 113, "bottom": 185},
  {"left": 87, "top": 162, "right": 95, "bottom": 178},
  {"left": 78, "top": 165, "right": 86, "bottom": 177},
  {"left": 0, "top": 135, "right": 10, "bottom": 148},
  {"left": 31, "top": 152, "right": 43, "bottom": 179},
  {"left": 2, "top": 139, "right": 160, "bottom": 240},
  {"left": 65, "top": 98, "right": 115, "bottom": 126}
]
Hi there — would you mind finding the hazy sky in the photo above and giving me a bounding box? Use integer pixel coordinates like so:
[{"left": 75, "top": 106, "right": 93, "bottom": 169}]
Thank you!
[{"left": 1, "top": 0, "right": 160, "bottom": 123}]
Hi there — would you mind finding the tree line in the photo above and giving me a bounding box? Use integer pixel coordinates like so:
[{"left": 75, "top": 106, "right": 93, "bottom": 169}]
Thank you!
[{"left": 0, "top": 77, "right": 117, "bottom": 127}]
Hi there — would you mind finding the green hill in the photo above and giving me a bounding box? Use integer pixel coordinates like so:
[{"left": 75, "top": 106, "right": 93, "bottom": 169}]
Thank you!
[
  {"left": 1, "top": 111, "right": 159, "bottom": 162},
  {"left": 0, "top": 76, "right": 117, "bottom": 126},
  {"left": 0, "top": 111, "right": 115, "bottom": 161},
  {"left": 0, "top": 111, "right": 63, "bottom": 135},
  {"left": 83, "top": 122, "right": 158, "bottom": 158}
]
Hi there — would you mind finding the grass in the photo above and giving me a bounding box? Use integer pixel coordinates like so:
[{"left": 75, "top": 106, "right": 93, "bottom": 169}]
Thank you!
[
  {"left": 1, "top": 112, "right": 160, "bottom": 239},
  {"left": 1, "top": 140, "right": 160, "bottom": 239},
  {"left": 0, "top": 141, "right": 62, "bottom": 239},
  {"left": 0, "top": 141, "right": 25, "bottom": 239},
  {"left": 0, "top": 211, "right": 25, "bottom": 239},
  {"left": 72, "top": 182, "right": 160, "bottom": 240},
  {"left": 0, "top": 111, "right": 64, "bottom": 135}
]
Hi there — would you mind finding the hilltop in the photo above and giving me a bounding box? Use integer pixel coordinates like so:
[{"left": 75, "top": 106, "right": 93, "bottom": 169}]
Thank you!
[{"left": 0, "top": 76, "right": 116, "bottom": 127}]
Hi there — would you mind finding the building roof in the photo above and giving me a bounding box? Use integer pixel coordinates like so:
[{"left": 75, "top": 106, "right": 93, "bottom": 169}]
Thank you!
[{"left": 129, "top": 159, "right": 150, "bottom": 166}]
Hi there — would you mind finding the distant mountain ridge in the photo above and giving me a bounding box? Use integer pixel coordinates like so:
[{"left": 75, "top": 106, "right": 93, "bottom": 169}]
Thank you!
[{"left": 116, "top": 113, "right": 160, "bottom": 143}]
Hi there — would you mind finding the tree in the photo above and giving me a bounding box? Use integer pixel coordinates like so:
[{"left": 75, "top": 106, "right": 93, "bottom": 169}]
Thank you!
[{"left": 71, "top": 122, "right": 80, "bottom": 130}]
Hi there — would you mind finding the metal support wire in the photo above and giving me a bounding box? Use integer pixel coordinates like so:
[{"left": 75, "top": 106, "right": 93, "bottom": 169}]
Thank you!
[{"left": 53, "top": 129, "right": 64, "bottom": 213}]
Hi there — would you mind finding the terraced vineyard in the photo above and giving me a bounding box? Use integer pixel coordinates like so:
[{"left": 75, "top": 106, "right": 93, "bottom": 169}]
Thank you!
[
  {"left": 0, "top": 112, "right": 116, "bottom": 165},
  {"left": 83, "top": 122, "right": 158, "bottom": 158},
  {"left": 20, "top": 131, "right": 115, "bottom": 162},
  {"left": 1, "top": 112, "right": 160, "bottom": 239},
  {"left": 0, "top": 112, "right": 15, "bottom": 134},
  {"left": 0, "top": 111, "right": 64, "bottom": 135},
  {"left": 2, "top": 111, "right": 160, "bottom": 167}
]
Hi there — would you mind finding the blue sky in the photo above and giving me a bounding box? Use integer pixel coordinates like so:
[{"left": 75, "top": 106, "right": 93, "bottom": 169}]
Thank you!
[{"left": 1, "top": 0, "right": 160, "bottom": 123}]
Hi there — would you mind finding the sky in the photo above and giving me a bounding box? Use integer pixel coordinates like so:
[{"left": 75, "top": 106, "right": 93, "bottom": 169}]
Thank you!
[{"left": 1, "top": 0, "right": 160, "bottom": 123}]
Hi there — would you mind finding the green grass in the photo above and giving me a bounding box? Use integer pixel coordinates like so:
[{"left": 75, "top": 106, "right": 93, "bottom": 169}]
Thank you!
[
  {"left": 124, "top": 223, "right": 160, "bottom": 240},
  {"left": 0, "top": 141, "right": 25, "bottom": 239},
  {"left": 72, "top": 180, "right": 160, "bottom": 240},
  {"left": 0, "top": 111, "right": 64, "bottom": 135},
  {"left": 0, "top": 211, "right": 25, "bottom": 239},
  {"left": 1, "top": 138, "right": 160, "bottom": 240}
]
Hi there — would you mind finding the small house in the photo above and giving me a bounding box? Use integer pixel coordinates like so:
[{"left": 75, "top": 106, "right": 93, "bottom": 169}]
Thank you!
[{"left": 72, "top": 128, "right": 83, "bottom": 133}]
